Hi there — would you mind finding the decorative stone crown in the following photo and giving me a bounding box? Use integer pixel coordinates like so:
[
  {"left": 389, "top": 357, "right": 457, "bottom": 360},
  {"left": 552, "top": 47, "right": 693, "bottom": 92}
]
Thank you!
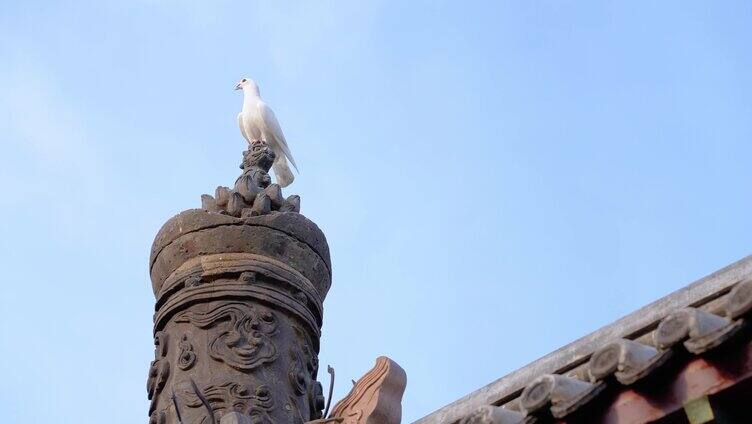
[
  {"left": 201, "top": 140, "right": 301, "bottom": 217},
  {"left": 149, "top": 141, "right": 331, "bottom": 346}
]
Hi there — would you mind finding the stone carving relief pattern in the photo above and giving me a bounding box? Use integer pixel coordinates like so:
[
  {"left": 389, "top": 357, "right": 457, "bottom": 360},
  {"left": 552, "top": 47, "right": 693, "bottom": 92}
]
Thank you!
[{"left": 175, "top": 302, "right": 278, "bottom": 371}]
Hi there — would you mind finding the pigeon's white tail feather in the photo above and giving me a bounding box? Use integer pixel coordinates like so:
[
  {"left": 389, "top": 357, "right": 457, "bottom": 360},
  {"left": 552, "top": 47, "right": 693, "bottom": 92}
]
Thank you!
[
  {"left": 273, "top": 157, "right": 294, "bottom": 188},
  {"left": 268, "top": 131, "right": 298, "bottom": 172}
]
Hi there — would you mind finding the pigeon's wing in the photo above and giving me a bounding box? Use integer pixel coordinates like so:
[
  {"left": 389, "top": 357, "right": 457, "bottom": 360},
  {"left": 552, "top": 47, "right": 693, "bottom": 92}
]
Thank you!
[
  {"left": 237, "top": 113, "right": 251, "bottom": 143},
  {"left": 259, "top": 102, "right": 298, "bottom": 172}
]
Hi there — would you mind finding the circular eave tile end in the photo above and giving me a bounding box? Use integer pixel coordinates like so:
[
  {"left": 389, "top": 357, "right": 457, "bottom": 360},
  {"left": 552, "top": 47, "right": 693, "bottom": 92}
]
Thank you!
[
  {"left": 727, "top": 280, "right": 752, "bottom": 319},
  {"left": 655, "top": 309, "right": 691, "bottom": 349},
  {"left": 589, "top": 342, "right": 621, "bottom": 380},
  {"left": 521, "top": 375, "right": 555, "bottom": 414}
]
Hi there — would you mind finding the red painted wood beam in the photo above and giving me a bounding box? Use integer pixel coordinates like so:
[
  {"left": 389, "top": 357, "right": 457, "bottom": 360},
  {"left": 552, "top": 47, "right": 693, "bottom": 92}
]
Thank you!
[{"left": 560, "top": 339, "right": 752, "bottom": 423}]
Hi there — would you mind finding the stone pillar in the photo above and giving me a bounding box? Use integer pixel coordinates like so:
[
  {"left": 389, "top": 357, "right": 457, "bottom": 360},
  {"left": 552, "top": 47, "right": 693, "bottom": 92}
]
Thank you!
[{"left": 147, "top": 142, "right": 331, "bottom": 424}]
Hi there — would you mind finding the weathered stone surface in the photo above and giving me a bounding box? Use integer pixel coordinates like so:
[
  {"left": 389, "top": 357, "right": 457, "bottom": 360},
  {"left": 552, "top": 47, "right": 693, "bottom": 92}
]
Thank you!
[
  {"left": 265, "top": 184, "right": 285, "bottom": 208},
  {"left": 250, "top": 192, "right": 272, "bottom": 216},
  {"left": 150, "top": 209, "right": 331, "bottom": 291},
  {"left": 281, "top": 195, "right": 301, "bottom": 213},
  {"left": 201, "top": 194, "right": 218, "bottom": 212},
  {"left": 246, "top": 211, "right": 331, "bottom": 270},
  {"left": 150, "top": 210, "right": 331, "bottom": 300},
  {"left": 150, "top": 208, "right": 239, "bottom": 266},
  {"left": 221, "top": 412, "right": 253, "bottom": 424}
]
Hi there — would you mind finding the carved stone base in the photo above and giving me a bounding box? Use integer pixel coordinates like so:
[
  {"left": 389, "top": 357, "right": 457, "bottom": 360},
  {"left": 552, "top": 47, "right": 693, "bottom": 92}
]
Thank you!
[{"left": 149, "top": 300, "right": 324, "bottom": 424}]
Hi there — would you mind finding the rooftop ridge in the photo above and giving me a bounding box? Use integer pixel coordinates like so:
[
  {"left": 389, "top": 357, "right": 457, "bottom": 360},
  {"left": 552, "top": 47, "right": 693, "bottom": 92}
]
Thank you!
[{"left": 413, "top": 254, "right": 752, "bottom": 424}]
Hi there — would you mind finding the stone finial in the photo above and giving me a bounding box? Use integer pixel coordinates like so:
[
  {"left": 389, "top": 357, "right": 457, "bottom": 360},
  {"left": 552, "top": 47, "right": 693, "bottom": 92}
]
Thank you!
[
  {"left": 327, "top": 357, "right": 407, "bottom": 424},
  {"left": 202, "top": 140, "right": 300, "bottom": 217}
]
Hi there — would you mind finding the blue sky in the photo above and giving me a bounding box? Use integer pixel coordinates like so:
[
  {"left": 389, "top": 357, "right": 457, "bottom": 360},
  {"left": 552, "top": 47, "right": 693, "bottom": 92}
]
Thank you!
[{"left": 1, "top": 1, "right": 751, "bottom": 423}]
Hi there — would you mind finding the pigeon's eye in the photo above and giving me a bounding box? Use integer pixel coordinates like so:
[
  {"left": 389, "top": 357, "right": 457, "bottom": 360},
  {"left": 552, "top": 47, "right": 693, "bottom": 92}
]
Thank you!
[{"left": 242, "top": 78, "right": 247, "bottom": 82}]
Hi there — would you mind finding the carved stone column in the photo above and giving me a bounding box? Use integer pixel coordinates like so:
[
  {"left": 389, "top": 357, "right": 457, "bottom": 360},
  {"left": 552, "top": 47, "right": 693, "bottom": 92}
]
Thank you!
[{"left": 147, "top": 142, "right": 331, "bottom": 424}]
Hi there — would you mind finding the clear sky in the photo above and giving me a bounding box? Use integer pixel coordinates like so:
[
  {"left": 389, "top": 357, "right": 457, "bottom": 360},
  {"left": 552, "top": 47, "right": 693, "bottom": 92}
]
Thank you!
[{"left": 1, "top": 1, "right": 751, "bottom": 423}]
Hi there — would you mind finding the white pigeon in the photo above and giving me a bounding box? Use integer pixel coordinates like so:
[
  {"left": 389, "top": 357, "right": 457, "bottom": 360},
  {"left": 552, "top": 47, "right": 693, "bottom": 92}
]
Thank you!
[{"left": 235, "top": 77, "right": 298, "bottom": 187}]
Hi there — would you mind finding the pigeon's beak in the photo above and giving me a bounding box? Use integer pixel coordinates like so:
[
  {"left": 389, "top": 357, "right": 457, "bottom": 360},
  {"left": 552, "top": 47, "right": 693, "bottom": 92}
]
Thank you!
[{"left": 234, "top": 83, "right": 242, "bottom": 91}]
